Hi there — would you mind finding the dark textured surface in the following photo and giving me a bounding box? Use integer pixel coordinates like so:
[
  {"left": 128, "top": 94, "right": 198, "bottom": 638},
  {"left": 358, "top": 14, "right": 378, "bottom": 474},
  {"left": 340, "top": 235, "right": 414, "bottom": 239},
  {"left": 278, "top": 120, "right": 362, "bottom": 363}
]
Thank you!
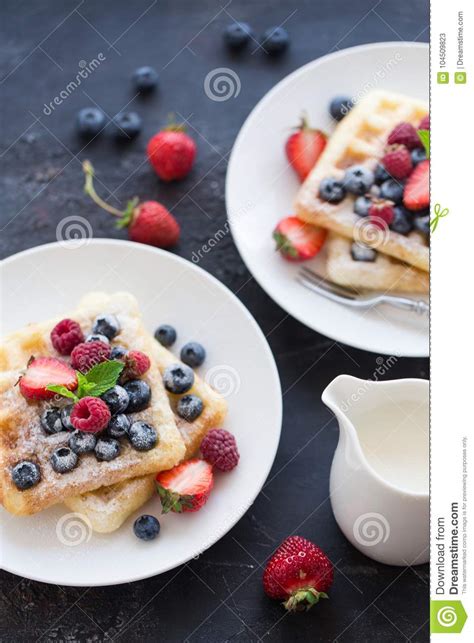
[{"left": 0, "top": 0, "right": 429, "bottom": 641}]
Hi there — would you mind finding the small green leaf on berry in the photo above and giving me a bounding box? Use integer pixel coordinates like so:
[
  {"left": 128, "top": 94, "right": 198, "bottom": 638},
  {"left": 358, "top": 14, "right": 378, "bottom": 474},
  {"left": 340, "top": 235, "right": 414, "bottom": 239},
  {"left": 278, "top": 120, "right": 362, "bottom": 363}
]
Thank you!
[
  {"left": 418, "top": 129, "right": 430, "bottom": 158},
  {"left": 46, "top": 385, "right": 79, "bottom": 402}
]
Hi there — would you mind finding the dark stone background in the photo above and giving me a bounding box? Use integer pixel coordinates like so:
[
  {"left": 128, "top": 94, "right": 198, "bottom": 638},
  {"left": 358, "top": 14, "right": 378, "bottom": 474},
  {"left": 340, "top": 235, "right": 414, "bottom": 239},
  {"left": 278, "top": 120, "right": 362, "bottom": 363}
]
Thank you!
[{"left": 0, "top": 0, "right": 429, "bottom": 641}]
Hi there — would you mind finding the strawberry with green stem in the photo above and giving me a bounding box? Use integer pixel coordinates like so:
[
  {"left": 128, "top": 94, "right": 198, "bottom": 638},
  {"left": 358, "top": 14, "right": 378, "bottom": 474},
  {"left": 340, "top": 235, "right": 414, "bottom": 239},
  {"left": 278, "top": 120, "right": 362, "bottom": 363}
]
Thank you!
[{"left": 82, "top": 160, "right": 180, "bottom": 248}]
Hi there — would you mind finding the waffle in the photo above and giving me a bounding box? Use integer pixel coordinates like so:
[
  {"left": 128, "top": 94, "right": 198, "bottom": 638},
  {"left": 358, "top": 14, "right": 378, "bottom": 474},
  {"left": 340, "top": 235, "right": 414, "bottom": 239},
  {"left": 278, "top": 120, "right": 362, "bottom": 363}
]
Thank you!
[
  {"left": 295, "top": 90, "right": 429, "bottom": 272},
  {"left": 64, "top": 335, "right": 228, "bottom": 533},
  {"left": 325, "top": 233, "right": 429, "bottom": 293},
  {"left": 0, "top": 292, "right": 185, "bottom": 516}
]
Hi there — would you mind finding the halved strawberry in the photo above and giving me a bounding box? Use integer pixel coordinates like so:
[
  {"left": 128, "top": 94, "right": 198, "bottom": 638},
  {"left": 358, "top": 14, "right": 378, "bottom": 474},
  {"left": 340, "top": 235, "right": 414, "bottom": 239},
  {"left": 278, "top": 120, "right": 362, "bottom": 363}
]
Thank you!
[
  {"left": 19, "top": 357, "right": 78, "bottom": 401},
  {"left": 273, "top": 216, "right": 327, "bottom": 262},
  {"left": 403, "top": 159, "right": 429, "bottom": 211},
  {"left": 156, "top": 458, "right": 214, "bottom": 513},
  {"left": 285, "top": 117, "right": 327, "bottom": 182}
]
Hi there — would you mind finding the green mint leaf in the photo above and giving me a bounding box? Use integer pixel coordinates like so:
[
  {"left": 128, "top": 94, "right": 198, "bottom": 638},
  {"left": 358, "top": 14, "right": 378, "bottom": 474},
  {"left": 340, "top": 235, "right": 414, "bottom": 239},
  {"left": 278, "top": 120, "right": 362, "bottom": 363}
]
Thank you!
[
  {"left": 79, "top": 359, "right": 124, "bottom": 398},
  {"left": 46, "top": 385, "right": 79, "bottom": 402},
  {"left": 418, "top": 129, "right": 430, "bottom": 159}
]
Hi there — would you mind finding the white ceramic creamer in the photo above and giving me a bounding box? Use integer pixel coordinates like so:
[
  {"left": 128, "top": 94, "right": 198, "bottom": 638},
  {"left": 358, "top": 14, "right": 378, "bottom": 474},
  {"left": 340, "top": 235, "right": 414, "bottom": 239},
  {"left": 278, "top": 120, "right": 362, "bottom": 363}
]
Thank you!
[{"left": 322, "top": 375, "right": 429, "bottom": 566}]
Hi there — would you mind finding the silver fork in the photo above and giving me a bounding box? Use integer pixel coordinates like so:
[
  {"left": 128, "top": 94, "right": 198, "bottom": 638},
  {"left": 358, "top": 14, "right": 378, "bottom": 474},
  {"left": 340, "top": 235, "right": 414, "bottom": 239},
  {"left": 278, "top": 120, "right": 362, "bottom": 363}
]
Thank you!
[{"left": 297, "top": 267, "right": 429, "bottom": 315}]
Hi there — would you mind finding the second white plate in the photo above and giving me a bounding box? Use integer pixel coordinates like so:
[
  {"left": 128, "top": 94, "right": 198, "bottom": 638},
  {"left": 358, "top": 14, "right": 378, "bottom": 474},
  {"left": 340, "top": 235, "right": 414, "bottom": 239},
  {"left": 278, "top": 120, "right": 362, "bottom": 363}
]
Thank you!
[{"left": 226, "top": 42, "right": 429, "bottom": 357}]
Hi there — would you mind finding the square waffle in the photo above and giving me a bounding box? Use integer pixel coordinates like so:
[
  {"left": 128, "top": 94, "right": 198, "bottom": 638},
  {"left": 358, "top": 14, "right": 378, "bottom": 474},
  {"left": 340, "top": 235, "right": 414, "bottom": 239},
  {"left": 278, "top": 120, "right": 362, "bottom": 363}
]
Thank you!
[
  {"left": 0, "top": 292, "right": 185, "bottom": 516},
  {"left": 295, "top": 90, "right": 429, "bottom": 272},
  {"left": 64, "top": 335, "right": 228, "bottom": 533},
  {"left": 325, "top": 233, "right": 429, "bottom": 293}
]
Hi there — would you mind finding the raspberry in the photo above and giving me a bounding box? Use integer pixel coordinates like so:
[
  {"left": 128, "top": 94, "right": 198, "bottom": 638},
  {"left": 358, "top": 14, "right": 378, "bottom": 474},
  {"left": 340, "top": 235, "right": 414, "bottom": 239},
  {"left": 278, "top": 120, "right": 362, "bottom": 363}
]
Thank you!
[
  {"left": 121, "top": 350, "right": 151, "bottom": 380},
  {"left": 71, "top": 341, "right": 111, "bottom": 373},
  {"left": 70, "top": 397, "right": 111, "bottom": 433},
  {"left": 50, "top": 319, "right": 84, "bottom": 355},
  {"left": 418, "top": 115, "right": 430, "bottom": 130},
  {"left": 381, "top": 145, "right": 412, "bottom": 180},
  {"left": 387, "top": 122, "right": 421, "bottom": 149},
  {"left": 368, "top": 200, "right": 394, "bottom": 228},
  {"left": 200, "top": 429, "right": 239, "bottom": 471}
]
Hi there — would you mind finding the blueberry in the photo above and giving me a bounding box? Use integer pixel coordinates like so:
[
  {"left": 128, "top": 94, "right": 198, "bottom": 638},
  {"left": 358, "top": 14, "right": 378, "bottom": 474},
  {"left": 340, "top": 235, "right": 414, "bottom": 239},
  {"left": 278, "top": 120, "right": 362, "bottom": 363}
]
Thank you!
[
  {"left": 101, "top": 385, "right": 130, "bottom": 415},
  {"left": 112, "top": 112, "right": 142, "bottom": 139},
  {"left": 11, "top": 461, "right": 41, "bottom": 490},
  {"left": 177, "top": 394, "right": 204, "bottom": 422},
  {"left": 128, "top": 421, "right": 158, "bottom": 451},
  {"left": 351, "top": 243, "right": 377, "bottom": 262},
  {"left": 133, "top": 66, "right": 159, "bottom": 92},
  {"left": 133, "top": 514, "right": 160, "bottom": 541},
  {"left": 223, "top": 22, "right": 253, "bottom": 49},
  {"left": 262, "top": 26, "right": 289, "bottom": 54},
  {"left": 61, "top": 405, "right": 75, "bottom": 431},
  {"left": 110, "top": 345, "right": 128, "bottom": 359},
  {"left": 318, "top": 177, "right": 346, "bottom": 204},
  {"left": 107, "top": 413, "right": 130, "bottom": 438},
  {"left": 154, "top": 324, "right": 177, "bottom": 347},
  {"left": 343, "top": 165, "right": 374, "bottom": 196},
  {"left": 414, "top": 215, "right": 430, "bottom": 236},
  {"left": 329, "top": 96, "right": 353, "bottom": 122},
  {"left": 374, "top": 163, "right": 391, "bottom": 184},
  {"left": 163, "top": 364, "right": 194, "bottom": 394},
  {"left": 414, "top": 207, "right": 430, "bottom": 218},
  {"left": 93, "top": 314, "right": 120, "bottom": 340},
  {"left": 123, "top": 379, "right": 152, "bottom": 413},
  {"left": 86, "top": 333, "right": 110, "bottom": 344},
  {"left": 180, "top": 342, "right": 206, "bottom": 368},
  {"left": 69, "top": 430, "right": 97, "bottom": 455},
  {"left": 369, "top": 184, "right": 381, "bottom": 198},
  {"left": 95, "top": 438, "right": 121, "bottom": 462},
  {"left": 390, "top": 206, "right": 413, "bottom": 235},
  {"left": 353, "top": 196, "right": 372, "bottom": 217},
  {"left": 40, "top": 408, "right": 64, "bottom": 435},
  {"left": 380, "top": 179, "right": 404, "bottom": 204},
  {"left": 51, "top": 447, "right": 78, "bottom": 474},
  {"left": 77, "top": 107, "right": 105, "bottom": 138},
  {"left": 411, "top": 148, "right": 427, "bottom": 166}
]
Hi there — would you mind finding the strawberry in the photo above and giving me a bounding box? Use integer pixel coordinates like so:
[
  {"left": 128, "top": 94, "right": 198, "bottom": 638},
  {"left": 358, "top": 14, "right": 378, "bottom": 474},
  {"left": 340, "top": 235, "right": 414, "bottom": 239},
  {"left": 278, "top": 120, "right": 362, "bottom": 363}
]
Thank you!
[
  {"left": 273, "top": 216, "right": 327, "bottom": 262},
  {"left": 381, "top": 145, "right": 412, "bottom": 179},
  {"left": 19, "top": 357, "right": 77, "bottom": 401},
  {"left": 263, "top": 536, "right": 334, "bottom": 611},
  {"left": 285, "top": 117, "right": 327, "bottom": 181},
  {"left": 368, "top": 200, "right": 394, "bottom": 228},
  {"left": 83, "top": 161, "right": 180, "bottom": 249},
  {"left": 147, "top": 124, "right": 196, "bottom": 181},
  {"left": 128, "top": 201, "right": 180, "bottom": 248},
  {"left": 403, "top": 159, "right": 429, "bottom": 211},
  {"left": 156, "top": 458, "right": 214, "bottom": 513}
]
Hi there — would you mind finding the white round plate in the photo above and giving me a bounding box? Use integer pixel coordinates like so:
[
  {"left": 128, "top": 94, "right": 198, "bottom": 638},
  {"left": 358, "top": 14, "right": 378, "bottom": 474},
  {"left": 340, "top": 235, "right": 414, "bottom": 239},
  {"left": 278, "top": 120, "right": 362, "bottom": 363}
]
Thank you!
[
  {"left": 0, "top": 240, "right": 282, "bottom": 586},
  {"left": 226, "top": 42, "right": 429, "bottom": 357}
]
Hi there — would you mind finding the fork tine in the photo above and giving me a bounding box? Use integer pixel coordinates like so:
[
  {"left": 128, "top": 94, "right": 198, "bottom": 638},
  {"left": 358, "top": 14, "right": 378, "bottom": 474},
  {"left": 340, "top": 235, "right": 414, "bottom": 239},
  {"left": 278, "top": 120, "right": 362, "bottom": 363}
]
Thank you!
[
  {"left": 299, "top": 267, "right": 358, "bottom": 300},
  {"left": 297, "top": 274, "right": 359, "bottom": 306}
]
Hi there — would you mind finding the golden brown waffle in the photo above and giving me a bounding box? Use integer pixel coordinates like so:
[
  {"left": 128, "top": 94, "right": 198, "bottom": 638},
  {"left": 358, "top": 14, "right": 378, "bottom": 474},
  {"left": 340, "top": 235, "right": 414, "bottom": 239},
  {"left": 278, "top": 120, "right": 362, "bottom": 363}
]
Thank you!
[
  {"left": 295, "top": 90, "right": 429, "bottom": 272},
  {"left": 325, "top": 233, "right": 429, "bottom": 293},
  {"left": 0, "top": 293, "right": 185, "bottom": 516},
  {"left": 64, "top": 334, "right": 228, "bottom": 533}
]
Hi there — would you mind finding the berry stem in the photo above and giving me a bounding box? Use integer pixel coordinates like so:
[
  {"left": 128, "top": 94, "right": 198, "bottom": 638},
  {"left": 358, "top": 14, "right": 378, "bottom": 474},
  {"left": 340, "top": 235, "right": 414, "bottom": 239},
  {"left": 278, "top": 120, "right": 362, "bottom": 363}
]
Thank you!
[
  {"left": 283, "top": 588, "right": 328, "bottom": 612},
  {"left": 82, "top": 160, "right": 126, "bottom": 218}
]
